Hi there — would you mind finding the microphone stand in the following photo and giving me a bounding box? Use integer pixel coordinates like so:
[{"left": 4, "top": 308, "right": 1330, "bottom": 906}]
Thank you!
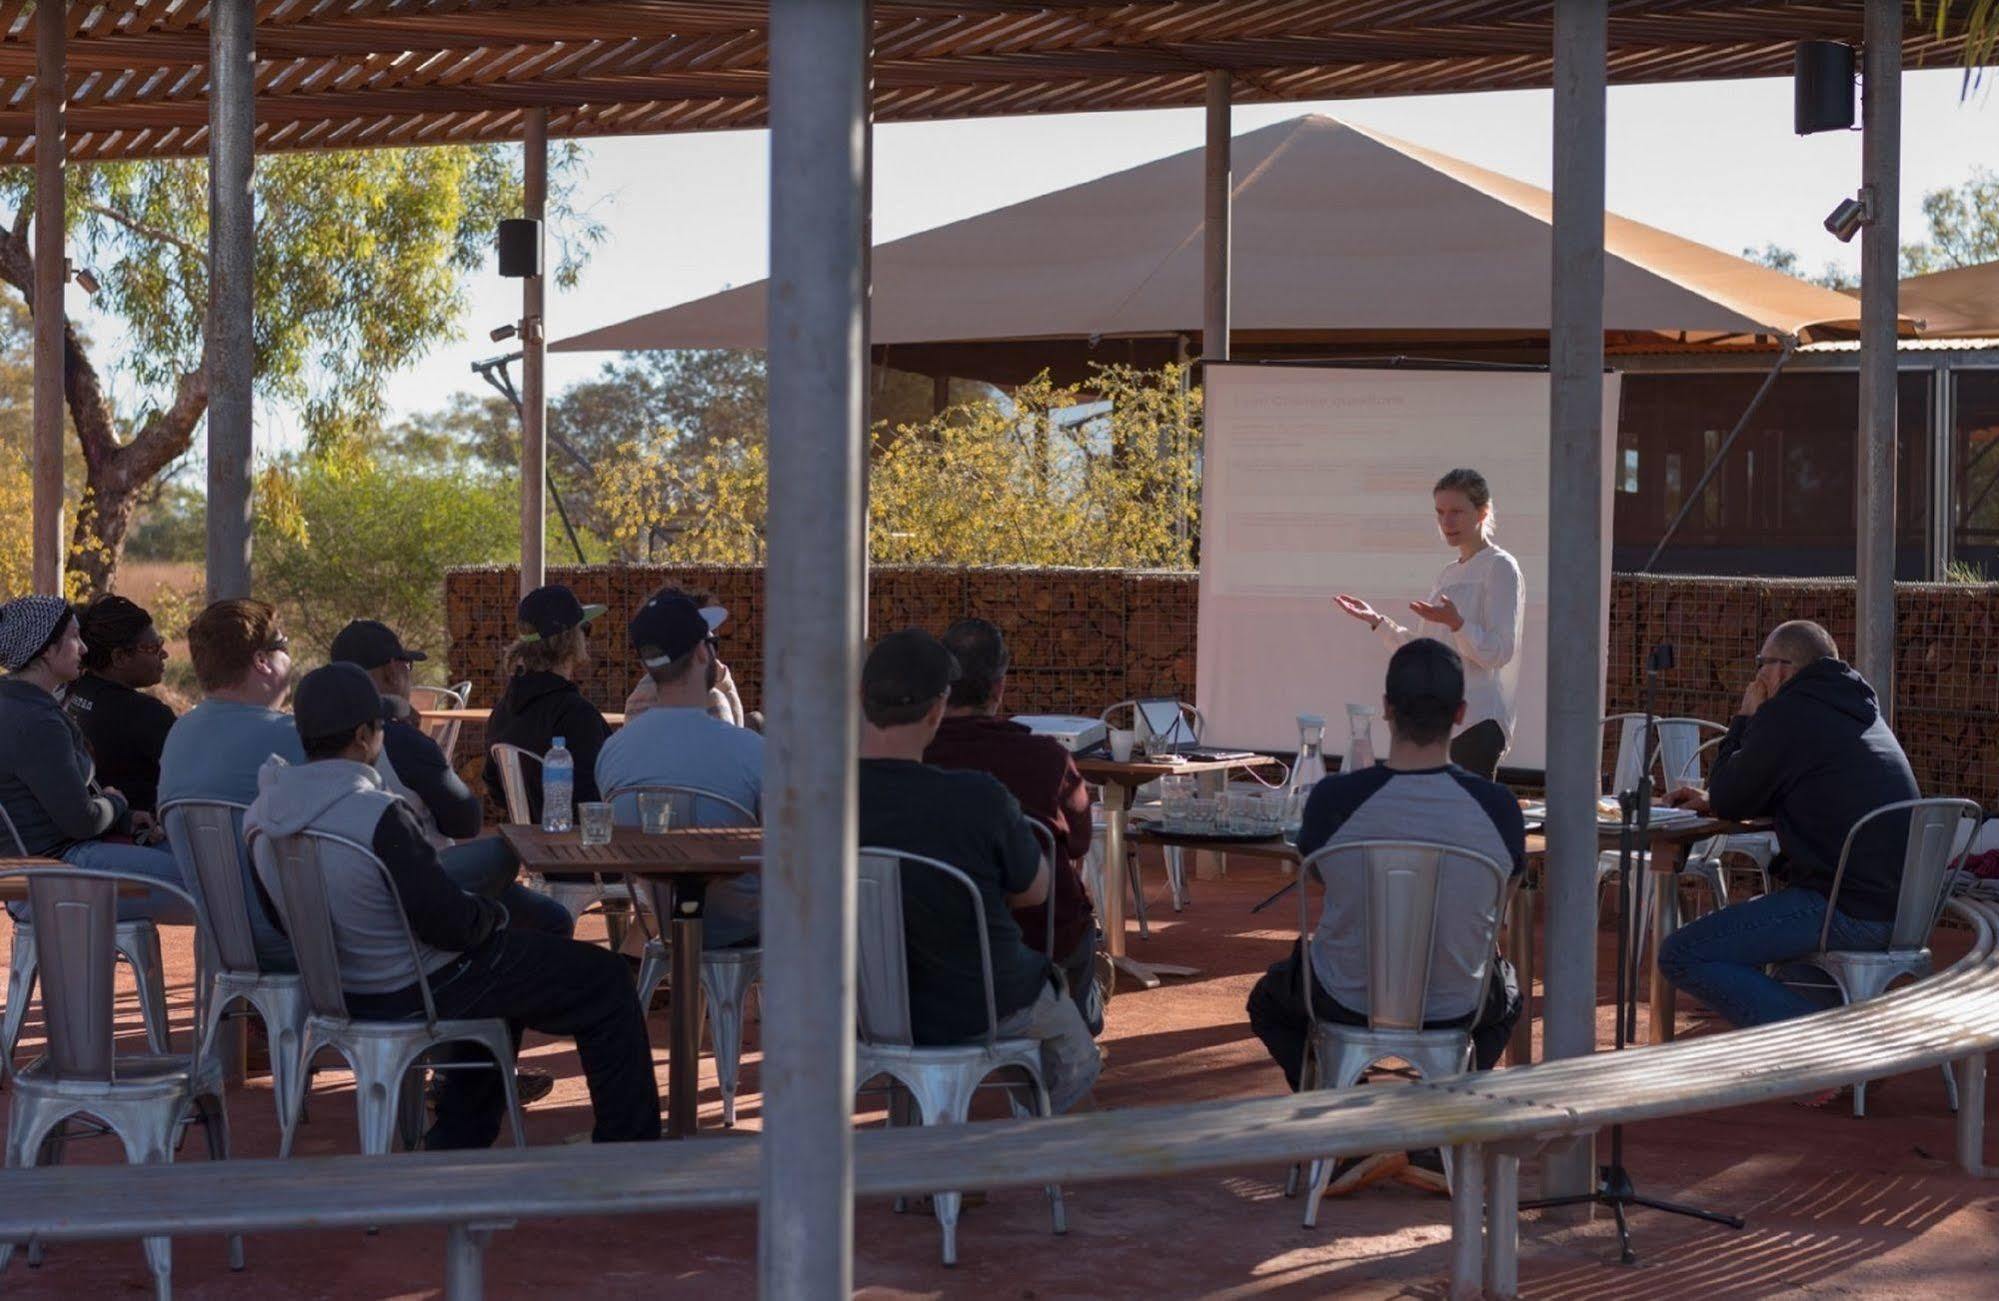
[{"left": 1520, "top": 641, "right": 1744, "bottom": 1263}]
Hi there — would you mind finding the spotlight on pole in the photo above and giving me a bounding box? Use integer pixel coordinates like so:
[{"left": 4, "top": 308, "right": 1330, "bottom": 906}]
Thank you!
[
  {"left": 489, "top": 322, "right": 519, "bottom": 343},
  {"left": 1824, "top": 192, "right": 1871, "bottom": 244}
]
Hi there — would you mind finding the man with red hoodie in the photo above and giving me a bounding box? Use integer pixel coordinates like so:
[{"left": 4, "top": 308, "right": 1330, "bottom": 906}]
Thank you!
[{"left": 924, "top": 618, "right": 1103, "bottom": 1034}]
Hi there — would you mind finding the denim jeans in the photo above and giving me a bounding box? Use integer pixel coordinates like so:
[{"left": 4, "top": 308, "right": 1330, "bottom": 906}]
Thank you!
[
  {"left": 57, "top": 840, "right": 194, "bottom": 924},
  {"left": 1656, "top": 885, "right": 1893, "bottom": 1029},
  {"left": 346, "top": 929, "right": 660, "bottom": 1148}
]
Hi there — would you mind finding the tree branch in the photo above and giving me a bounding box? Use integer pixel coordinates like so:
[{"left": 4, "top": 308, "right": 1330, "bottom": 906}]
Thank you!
[{"left": 80, "top": 201, "right": 206, "bottom": 262}]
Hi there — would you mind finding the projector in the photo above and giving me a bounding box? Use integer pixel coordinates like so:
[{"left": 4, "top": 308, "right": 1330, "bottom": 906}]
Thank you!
[{"left": 1012, "top": 714, "right": 1108, "bottom": 753}]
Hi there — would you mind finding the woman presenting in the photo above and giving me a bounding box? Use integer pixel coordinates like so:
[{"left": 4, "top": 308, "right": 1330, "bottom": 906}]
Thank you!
[{"left": 1333, "top": 467, "right": 1524, "bottom": 780}]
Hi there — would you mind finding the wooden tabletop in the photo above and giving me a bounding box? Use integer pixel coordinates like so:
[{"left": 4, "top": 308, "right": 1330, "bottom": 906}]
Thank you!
[
  {"left": 420, "top": 707, "right": 627, "bottom": 727},
  {"left": 1075, "top": 753, "right": 1274, "bottom": 785},
  {"left": 0, "top": 861, "right": 149, "bottom": 902},
  {"left": 498, "top": 824, "right": 761, "bottom": 876}
]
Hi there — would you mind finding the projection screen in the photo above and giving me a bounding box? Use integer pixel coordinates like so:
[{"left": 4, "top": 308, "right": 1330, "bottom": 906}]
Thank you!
[{"left": 1195, "top": 364, "right": 1620, "bottom": 770}]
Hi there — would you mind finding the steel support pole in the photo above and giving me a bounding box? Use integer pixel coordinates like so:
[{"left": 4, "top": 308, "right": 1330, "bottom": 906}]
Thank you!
[
  {"left": 205, "top": 0, "right": 256, "bottom": 602},
  {"left": 1857, "top": 0, "right": 1901, "bottom": 713},
  {"left": 519, "top": 108, "right": 549, "bottom": 599},
  {"left": 1203, "top": 70, "right": 1231, "bottom": 363},
  {"left": 758, "top": 3, "right": 867, "bottom": 1297},
  {"left": 1540, "top": 0, "right": 1608, "bottom": 1202},
  {"left": 30, "top": 3, "right": 64, "bottom": 596}
]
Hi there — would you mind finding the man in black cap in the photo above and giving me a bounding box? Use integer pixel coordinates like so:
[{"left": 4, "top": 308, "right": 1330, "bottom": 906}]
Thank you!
[
  {"left": 332, "top": 619, "right": 573, "bottom": 941},
  {"left": 856, "top": 628, "right": 1100, "bottom": 1114},
  {"left": 245, "top": 662, "right": 659, "bottom": 1148},
  {"left": 1245, "top": 637, "right": 1526, "bottom": 1197}
]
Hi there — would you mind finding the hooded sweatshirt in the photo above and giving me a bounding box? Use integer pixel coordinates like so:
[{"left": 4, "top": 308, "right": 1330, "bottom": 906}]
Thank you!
[
  {"left": 1706, "top": 658, "right": 1919, "bottom": 923},
  {"left": 480, "top": 669, "right": 610, "bottom": 823},
  {"left": 0, "top": 676, "right": 129, "bottom": 855},
  {"left": 243, "top": 755, "right": 502, "bottom": 995}
]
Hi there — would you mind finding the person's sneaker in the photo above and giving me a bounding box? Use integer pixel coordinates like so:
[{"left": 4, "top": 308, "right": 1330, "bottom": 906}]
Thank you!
[
  {"left": 515, "top": 1069, "right": 556, "bottom": 1105},
  {"left": 1323, "top": 1151, "right": 1407, "bottom": 1196},
  {"left": 1397, "top": 1148, "right": 1450, "bottom": 1195}
]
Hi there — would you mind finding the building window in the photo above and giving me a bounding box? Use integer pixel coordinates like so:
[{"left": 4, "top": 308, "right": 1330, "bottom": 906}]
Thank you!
[
  {"left": 1620, "top": 447, "right": 1640, "bottom": 494},
  {"left": 1952, "top": 369, "right": 1999, "bottom": 576}
]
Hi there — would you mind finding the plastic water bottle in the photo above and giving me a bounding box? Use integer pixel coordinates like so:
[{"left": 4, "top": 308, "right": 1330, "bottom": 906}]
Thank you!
[
  {"left": 542, "top": 736, "right": 575, "bottom": 833},
  {"left": 1284, "top": 714, "right": 1328, "bottom": 834}
]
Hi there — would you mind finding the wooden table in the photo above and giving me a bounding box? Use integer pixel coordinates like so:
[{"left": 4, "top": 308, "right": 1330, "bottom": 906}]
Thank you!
[
  {"left": 1074, "top": 753, "right": 1275, "bottom": 990},
  {"left": 498, "top": 824, "right": 760, "bottom": 1138},
  {"left": 420, "top": 708, "right": 627, "bottom": 728},
  {"left": 0, "top": 860, "right": 150, "bottom": 901}
]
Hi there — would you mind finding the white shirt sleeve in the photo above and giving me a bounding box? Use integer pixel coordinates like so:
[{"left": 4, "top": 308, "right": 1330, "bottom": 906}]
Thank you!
[{"left": 1452, "top": 550, "right": 1522, "bottom": 671}]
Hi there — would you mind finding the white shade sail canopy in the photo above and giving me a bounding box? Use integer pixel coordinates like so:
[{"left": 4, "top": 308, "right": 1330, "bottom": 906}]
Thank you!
[{"left": 556, "top": 114, "right": 1890, "bottom": 363}]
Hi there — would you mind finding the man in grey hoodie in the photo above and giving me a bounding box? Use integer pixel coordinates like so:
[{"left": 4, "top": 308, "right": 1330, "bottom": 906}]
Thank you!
[
  {"left": 0, "top": 595, "right": 188, "bottom": 922},
  {"left": 245, "top": 663, "right": 659, "bottom": 1148}
]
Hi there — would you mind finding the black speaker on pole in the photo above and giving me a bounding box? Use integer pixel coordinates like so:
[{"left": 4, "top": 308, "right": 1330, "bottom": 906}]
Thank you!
[
  {"left": 497, "top": 218, "right": 543, "bottom": 278},
  {"left": 1794, "top": 41, "right": 1856, "bottom": 135}
]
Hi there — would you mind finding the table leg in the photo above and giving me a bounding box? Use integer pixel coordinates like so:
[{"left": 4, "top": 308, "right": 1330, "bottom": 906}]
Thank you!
[
  {"left": 1098, "top": 782, "right": 1197, "bottom": 990},
  {"left": 666, "top": 878, "right": 708, "bottom": 1139},
  {"left": 1648, "top": 840, "right": 1682, "bottom": 1045},
  {"left": 1505, "top": 882, "right": 1536, "bottom": 1067}
]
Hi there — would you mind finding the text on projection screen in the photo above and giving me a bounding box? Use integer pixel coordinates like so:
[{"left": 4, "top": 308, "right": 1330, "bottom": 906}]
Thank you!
[{"left": 1195, "top": 366, "right": 1619, "bottom": 769}]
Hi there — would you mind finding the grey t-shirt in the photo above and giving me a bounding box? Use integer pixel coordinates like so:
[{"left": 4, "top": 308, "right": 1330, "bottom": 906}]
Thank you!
[{"left": 1297, "top": 764, "right": 1526, "bottom": 1023}]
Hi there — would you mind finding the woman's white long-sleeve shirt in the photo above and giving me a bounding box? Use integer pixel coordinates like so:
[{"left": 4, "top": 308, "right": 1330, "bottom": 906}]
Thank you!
[{"left": 1373, "top": 542, "right": 1524, "bottom": 747}]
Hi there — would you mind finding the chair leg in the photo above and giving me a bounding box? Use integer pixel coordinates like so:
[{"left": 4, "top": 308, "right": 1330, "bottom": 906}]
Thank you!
[
  {"left": 1033, "top": 1074, "right": 1067, "bottom": 1236},
  {"left": 119, "top": 926, "right": 171, "bottom": 1056},
  {"left": 278, "top": 1037, "right": 322, "bottom": 1159},
  {"left": 701, "top": 964, "right": 755, "bottom": 1129},
  {"left": 193, "top": 1092, "right": 246, "bottom": 1270},
  {"left": 258, "top": 995, "right": 307, "bottom": 1139},
  {"left": 1127, "top": 853, "right": 1151, "bottom": 940},
  {"left": 3, "top": 930, "right": 38, "bottom": 1077},
  {"left": 1164, "top": 847, "right": 1188, "bottom": 912},
  {"left": 1853, "top": 1079, "right": 1869, "bottom": 1119},
  {"left": 635, "top": 941, "right": 669, "bottom": 1009}
]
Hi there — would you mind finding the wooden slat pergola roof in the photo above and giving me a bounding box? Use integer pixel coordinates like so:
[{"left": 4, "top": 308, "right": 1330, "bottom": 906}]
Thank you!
[{"left": 0, "top": 1, "right": 1976, "bottom": 163}]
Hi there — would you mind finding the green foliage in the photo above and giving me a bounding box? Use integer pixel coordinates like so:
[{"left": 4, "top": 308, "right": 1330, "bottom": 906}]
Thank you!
[
  {"left": 1900, "top": 166, "right": 1999, "bottom": 276},
  {"left": 252, "top": 444, "right": 534, "bottom": 669},
  {"left": 1913, "top": 1, "right": 1999, "bottom": 88},
  {"left": 124, "top": 480, "right": 206, "bottom": 563},
  {"left": 1739, "top": 242, "right": 1854, "bottom": 291}
]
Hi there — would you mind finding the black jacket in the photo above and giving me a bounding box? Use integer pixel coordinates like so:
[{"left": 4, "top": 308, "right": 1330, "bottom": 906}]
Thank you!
[
  {"left": 479, "top": 670, "right": 609, "bottom": 824},
  {"left": 1707, "top": 658, "right": 1919, "bottom": 923},
  {"left": 64, "top": 673, "right": 177, "bottom": 816},
  {"left": 383, "top": 705, "right": 483, "bottom": 840}
]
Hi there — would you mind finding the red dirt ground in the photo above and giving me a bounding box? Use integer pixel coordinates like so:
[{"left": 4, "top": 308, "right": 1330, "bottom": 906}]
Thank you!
[{"left": 2, "top": 852, "right": 1995, "bottom": 1299}]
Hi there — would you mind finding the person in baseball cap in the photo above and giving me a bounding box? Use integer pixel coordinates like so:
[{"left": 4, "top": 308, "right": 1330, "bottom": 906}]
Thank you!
[
  {"left": 621, "top": 587, "right": 748, "bottom": 728},
  {"left": 484, "top": 586, "right": 610, "bottom": 829},
  {"left": 245, "top": 660, "right": 661, "bottom": 1148},
  {"left": 860, "top": 628, "right": 961, "bottom": 727}
]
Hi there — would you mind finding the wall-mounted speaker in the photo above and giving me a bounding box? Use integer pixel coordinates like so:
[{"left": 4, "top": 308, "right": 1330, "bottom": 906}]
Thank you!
[
  {"left": 497, "top": 218, "right": 543, "bottom": 278},
  {"left": 1795, "top": 41, "right": 1856, "bottom": 135}
]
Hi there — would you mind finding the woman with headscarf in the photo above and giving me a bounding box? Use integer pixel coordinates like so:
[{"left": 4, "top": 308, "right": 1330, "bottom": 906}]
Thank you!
[{"left": 0, "top": 595, "right": 189, "bottom": 920}]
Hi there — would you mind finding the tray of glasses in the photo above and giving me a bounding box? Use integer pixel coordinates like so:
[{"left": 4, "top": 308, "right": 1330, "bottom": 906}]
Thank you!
[{"left": 1130, "top": 816, "right": 1293, "bottom": 845}]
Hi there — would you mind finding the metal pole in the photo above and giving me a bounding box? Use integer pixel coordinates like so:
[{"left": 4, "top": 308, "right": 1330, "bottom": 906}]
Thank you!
[
  {"left": 1203, "top": 70, "right": 1231, "bottom": 364},
  {"left": 1857, "top": 0, "right": 1901, "bottom": 712},
  {"left": 759, "top": 2, "right": 866, "bottom": 1297},
  {"left": 1540, "top": 0, "right": 1608, "bottom": 1202},
  {"left": 859, "top": 11, "right": 874, "bottom": 636},
  {"left": 205, "top": 0, "right": 255, "bottom": 602},
  {"left": 519, "top": 108, "right": 549, "bottom": 598},
  {"left": 30, "top": 2, "right": 63, "bottom": 596}
]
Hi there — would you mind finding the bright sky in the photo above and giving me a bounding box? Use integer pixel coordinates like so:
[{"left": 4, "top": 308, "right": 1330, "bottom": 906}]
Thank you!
[{"left": 91, "top": 69, "right": 1999, "bottom": 455}]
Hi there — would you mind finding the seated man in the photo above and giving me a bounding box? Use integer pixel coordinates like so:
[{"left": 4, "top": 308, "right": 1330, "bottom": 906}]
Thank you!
[
  {"left": 331, "top": 618, "right": 572, "bottom": 939},
  {"left": 1246, "top": 637, "right": 1524, "bottom": 1196},
  {"left": 244, "top": 663, "right": 658, "bottom": 1148},
  {"left": 0, "top": 595, "right": 188, "bottom": 922},
  {"left": 65, "top": 595, "right": 177, "bottom": 817},
  {"left": 595, "top": 592, "right": 762, "bottom": 948},
  {"left": 1661, "top": 620, "right": 1919, "bottom": 1029},
  {"left": 856, "top": 629, "right": 1100, "bottom": 1114},
  {"left": 925, "top": 618, "right": 1102, "bottom": 1035},
  {"left": 621, "top": 586, "right": 748, "bottom": 727}
]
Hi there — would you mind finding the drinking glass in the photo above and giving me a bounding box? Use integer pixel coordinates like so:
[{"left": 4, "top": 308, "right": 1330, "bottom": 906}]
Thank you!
[
  {"left": 1108, "top": 728, "right": 1136, "bottom": 762},
  {"left": 1161, "top": 774, "right": 1195, "bottom": 829},
  {"left": 637, "top": 791, "right": 674, "bottom": 836},
  {"left": 578, "top": 801, "right": 615, "bottom": 847}
]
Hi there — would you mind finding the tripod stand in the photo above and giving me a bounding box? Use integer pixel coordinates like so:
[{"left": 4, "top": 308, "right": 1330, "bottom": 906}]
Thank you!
[{"left": 1519, "top": 642, "right": 1745, "bottom": 1263}]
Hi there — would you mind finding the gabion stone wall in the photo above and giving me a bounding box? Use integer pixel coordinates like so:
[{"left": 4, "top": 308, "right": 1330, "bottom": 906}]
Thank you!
[{"left": 445, "top": 567, "right": 1999, "bottom": 806}]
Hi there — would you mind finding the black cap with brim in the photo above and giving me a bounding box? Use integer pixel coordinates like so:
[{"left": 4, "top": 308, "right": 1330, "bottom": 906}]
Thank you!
[
  {"left": 516, "top": 585, "right": 607, "bottom": 643},
  {"left": 294, "top": 661, "right": 393, "bottom": 739},
  {"left": 329, "top": 619, "right": 428, "bottom": 670},
  {"left": 862, "top": 628, "right": 962, "bottom": 711},
  {"left": 630, "top": 594, "right": 728, "bottom": 670}
]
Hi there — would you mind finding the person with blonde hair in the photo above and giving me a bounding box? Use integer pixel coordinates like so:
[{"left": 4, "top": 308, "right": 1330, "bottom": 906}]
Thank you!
[
  {"left": 480, "top": 584, "right": 610, "bottom": 826},
  {"left": 1333, "top": 466, "right": 1524, "bottom": 780}
]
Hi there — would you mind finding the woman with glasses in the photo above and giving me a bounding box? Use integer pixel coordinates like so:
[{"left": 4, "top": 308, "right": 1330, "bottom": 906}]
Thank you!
[{"left": 64, "top": 595, "right": 179, "bottom": 817}]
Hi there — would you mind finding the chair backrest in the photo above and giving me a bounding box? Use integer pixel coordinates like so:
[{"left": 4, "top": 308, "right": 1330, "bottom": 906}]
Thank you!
[
  {"left": 1298, "top": 839, "right": 1510, "bottom": 1032},
  {"left": 1603, "top": 714, "right": 1724, "bottom": 794},
  {"left": 0, "top": 802, "right": 25, "bottom": 856},
  {"left": 409, "top": 683, "right": 467, "bottom": 712},
  {"left": 489, "top": 743, "right": 541, "bottom": 825},
  {"left": 1100, "top": 699, "right": 1204, "bottom": 746},
  {"left": 1025, "top": 819, "right": 1058, "bottom": 958},
  {"left": 159, "top": 799, "right": 260, "bottom": 976},
  {"left": 1823, "top": 797, "right": 1985, "bottom": 952},
  {"left": 603, "top": 783, "right": 760, "bottom": 940},
  {"left": 856, "top": 846, "right": 999, "bottom": 1049},
  {"left": 248, "top": 827, "right": 444, "bottom": 1025},
  {"left": 0, "top": 865, "right": 203, "bottom": 1082},
  {"left": 411, "top": 684, "right": 470, "bottom": 761}
]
